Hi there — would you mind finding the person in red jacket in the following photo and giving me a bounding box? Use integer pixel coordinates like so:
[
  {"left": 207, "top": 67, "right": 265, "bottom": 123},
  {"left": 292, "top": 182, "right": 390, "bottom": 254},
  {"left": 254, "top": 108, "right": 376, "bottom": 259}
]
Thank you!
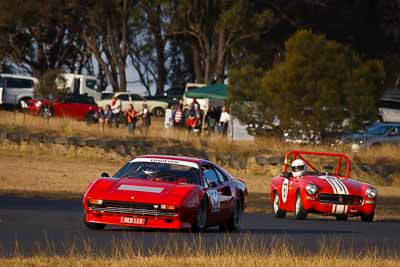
[{"left": 124, "top": 104, "right": 137, "bottom": 135}]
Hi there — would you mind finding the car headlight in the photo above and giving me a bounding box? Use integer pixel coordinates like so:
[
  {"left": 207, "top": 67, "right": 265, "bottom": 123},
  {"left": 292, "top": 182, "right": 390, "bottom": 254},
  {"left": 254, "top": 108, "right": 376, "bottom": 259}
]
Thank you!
[
  {"left": 365, "top": 187, "right": 377, "bottom": 199},
  {"left": 35, "top": 100, "right": 42, "bottom": 107},
  {"left": 88, "top": 199, "right": 103, "bottom": 205},
  {"left": 306, "top": 184, "right": 318, "bottom": 195}
]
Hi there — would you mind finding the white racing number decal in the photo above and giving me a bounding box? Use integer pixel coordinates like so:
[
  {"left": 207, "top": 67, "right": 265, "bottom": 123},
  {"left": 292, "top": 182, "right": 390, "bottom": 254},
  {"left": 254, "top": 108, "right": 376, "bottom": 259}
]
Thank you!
[
  {"left": 282, "top": 179, "right": 289, "bottom": 203},
  {"left": 208, "top": 190, "right": 220, "bottom": 213}
]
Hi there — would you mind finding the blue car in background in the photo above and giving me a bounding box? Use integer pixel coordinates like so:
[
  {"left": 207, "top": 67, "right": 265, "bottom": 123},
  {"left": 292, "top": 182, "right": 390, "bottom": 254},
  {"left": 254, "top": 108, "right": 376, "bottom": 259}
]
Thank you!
[{"left": 341, "top": 123, "right": 400, "bottom": 146}]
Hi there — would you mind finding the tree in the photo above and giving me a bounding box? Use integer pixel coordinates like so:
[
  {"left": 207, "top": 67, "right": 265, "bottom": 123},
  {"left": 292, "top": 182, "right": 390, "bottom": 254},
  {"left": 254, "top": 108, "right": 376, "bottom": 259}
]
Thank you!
[
  {"left": 168, "top": 0, "right": 273, "bottom": 84},
  {"left": 229, "top": 30, "right": 385, "bottom": 135},
  {"left": 77, "top": 0, "right": 134, "bottom": 92},
  {"left": 128, "top": 1, "right": 169, "bottom": 96}
]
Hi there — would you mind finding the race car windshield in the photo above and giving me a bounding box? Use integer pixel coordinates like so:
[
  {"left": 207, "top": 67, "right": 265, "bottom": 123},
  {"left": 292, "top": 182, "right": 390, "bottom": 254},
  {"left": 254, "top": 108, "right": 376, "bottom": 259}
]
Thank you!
[{"left": 113, "top": 162, "right": 201, "bottom": 185}]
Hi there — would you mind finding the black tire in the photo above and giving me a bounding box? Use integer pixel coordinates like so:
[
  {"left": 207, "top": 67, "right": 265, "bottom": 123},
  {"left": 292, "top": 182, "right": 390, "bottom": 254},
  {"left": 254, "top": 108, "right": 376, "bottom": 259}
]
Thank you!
[
  {"left": 336, "top": 215, "right": 348, "bottom": 221},
  {"left": 85, "top": 112, "right": 97, "bottom": 125},
  {"left": 39, "top": 106, "right": 53, "bottom": 118},
  {"left": 294, "top": 192, "right": 307, "bottom": 220},
  {"left": 84, "top": 218, "right": 106, "bottom": 230},
  {"left": 219, "top": 196, "right": 243, "bottom": 232},
  {"left": 191, "top": 197, "right": 208, "bottom": 232},
  {"left": 152, "top": 107, "right": 165, "bottom": 117},
  {"left": 361, "top": 211, "right": 374, "bottom": 222},
  {"left": 272, "top": 191, "right": 286, "bottom": 218}
]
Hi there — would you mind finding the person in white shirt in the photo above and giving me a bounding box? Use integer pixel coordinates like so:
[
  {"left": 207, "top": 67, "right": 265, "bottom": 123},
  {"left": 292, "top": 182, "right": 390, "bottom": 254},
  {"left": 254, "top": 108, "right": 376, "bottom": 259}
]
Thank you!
[
  {"left": 218, "top": 105, "right": 230, "bottom": 135},
  {"left": 111, "top": 96, "right": 122, "bottom": 127}
]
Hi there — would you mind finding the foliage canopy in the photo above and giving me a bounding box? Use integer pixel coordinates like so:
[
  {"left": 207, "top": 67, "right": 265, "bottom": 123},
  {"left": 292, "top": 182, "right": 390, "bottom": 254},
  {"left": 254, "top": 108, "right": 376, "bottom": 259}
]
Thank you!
[{"left": 229, "top": 30, "right": 385, "bottom": 135}]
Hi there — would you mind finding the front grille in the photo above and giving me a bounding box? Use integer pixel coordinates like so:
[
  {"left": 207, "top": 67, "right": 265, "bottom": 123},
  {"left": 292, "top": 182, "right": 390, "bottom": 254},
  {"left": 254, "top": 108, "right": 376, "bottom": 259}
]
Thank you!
[
  {"left": 88, "top": 200, "right": 178, "bottom": 217},
  {"left": 318, "top": 194, "right": 363, "bottom": 205}
]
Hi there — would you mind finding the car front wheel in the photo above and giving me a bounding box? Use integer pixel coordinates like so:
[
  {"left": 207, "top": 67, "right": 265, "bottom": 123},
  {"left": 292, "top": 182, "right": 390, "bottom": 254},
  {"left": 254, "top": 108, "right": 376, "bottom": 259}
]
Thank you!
[
  {"left": 84, "top": 217, "right": 106, "bottom": 230},
  {"left": 272, "top": 191, "right": 286, "bottom": 218},
  {"left": 295, "top": 192, "right": 307, "bottom": 220},
  {"left": 152, "top": 107, "right": 165, "bottom": 117},
  {"left": 361, "top": 211, "right": 374, "bottom": 222},
  {"left": 191, "top": 197, "right": 208, "bottom": 232}
]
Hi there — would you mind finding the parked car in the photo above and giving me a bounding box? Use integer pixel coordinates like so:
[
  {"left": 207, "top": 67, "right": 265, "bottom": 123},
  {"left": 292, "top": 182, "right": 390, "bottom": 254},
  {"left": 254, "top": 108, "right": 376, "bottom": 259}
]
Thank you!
[
  {"left": 0, "top": 74, "right": 38, "bottom": 108},
  {"left": 144, "top": 87, "right": 185, "bottom": 106},
  {"left": 83, "top": 155, "right": 247, "bottom": 231},
  {"left": 270, "top": 150, "right": 377, "bottom": 222},
  {"left": 27, "top": 94, "right": 99, "bottom": 123},
  {"left": 341, "top": 123, "right": 400, "bottom": 146},
  {"left": 97, "top": 92, "right": 168, "bottom": 117}
]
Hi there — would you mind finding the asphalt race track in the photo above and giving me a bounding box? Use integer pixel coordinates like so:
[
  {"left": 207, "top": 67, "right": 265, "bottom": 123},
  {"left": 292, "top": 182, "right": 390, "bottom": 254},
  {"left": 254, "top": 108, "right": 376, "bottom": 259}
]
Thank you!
[{"left": 0, "top": 196, "right": 399, "bottom": 256}]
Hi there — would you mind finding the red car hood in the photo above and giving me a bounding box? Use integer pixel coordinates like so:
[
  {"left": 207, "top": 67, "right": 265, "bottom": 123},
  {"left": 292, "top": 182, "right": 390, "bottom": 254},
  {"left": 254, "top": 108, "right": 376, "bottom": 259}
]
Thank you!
[
  {"left": 302, "top": 175, "right": 364, "bottom": 195},
  {"left": 87, "top": 177, "right": 196, "bottom": 204}
]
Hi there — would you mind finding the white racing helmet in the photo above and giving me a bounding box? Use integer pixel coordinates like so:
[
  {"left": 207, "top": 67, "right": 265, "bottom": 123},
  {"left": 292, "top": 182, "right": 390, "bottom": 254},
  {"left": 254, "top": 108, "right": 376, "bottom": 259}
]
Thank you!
[{"left": 291, "top": 159, "right": 307, "bottom": 177}]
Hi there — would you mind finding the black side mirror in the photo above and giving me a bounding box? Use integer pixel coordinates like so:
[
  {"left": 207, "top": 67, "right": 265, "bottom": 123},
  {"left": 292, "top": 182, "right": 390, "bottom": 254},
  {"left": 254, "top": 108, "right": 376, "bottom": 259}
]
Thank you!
[
  {"left": 281, "top": 172, "right": 291, "bottom": 179},
  {"left": 208, "top": 181, "right": 218, "bottom": 188},
  {"left": 100, "top": 172, "right": 110, "bottom": 178}
]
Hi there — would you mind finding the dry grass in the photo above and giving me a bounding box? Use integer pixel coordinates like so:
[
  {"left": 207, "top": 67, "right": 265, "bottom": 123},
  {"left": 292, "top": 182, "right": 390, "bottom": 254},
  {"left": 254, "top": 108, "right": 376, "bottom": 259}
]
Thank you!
[
  {"left": 0, "top": 237, "right": 399, "bottom": 267},
  {"left": 2, "top": 254, "right": 399, "bottom": 267}
]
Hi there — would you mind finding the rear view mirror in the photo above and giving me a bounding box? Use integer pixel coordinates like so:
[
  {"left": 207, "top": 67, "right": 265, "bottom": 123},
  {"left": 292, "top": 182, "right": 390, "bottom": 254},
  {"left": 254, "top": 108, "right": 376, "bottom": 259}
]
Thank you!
[{"left": 100, "top": 172, "right": 110, "bottom": 178}]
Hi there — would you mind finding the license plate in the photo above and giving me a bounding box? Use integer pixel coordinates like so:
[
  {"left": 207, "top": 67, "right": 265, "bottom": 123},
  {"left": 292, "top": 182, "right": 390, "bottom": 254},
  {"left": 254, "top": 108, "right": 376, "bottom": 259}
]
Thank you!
[{"left": 120, "top": 217, "right": 145, "bottom": 225}]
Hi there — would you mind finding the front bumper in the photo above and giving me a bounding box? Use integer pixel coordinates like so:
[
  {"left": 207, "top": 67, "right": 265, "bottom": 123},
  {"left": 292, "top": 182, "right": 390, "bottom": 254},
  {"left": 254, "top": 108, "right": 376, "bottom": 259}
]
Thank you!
[
  {"left": 302, "top": 194, "right": 375, "bottom": 216},
  {"left": 85, "top": 210, "right": 192, "bottom": 229}
]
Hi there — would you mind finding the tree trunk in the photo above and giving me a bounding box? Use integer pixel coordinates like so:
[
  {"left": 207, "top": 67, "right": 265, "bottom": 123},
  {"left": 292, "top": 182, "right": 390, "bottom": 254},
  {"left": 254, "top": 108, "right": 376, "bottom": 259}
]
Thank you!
[
  {"left": 191, "top": 42, "right": 203, "bottom": 83},
  {"left": 215, "top": 29, "right": 226, "bottom": 83}
]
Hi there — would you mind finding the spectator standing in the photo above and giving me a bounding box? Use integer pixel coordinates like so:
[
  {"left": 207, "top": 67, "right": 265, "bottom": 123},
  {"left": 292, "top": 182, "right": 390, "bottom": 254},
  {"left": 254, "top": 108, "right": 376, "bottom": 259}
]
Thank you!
[
  {"left": 125, "top": 104, "right": 137, "bottom": 135},
  {"left": 137, "top": 103, "right": 151, "bottom": 132},
  {"left": 111, "top": 96, "right": 122, "bottom": 127},
  {"left": 186, "top": 103, "right": 201, "bottom": 134},
  {"left": 206, "top": 105, "right": 218, "bottom": 132},
  {"left": 218, "top": 105, "right": 230, "bottom": 135},
  {"left": 173, "top": 99, "right": 184, "bottom": 127},
  {"left": 190, "top": 98, "right": 200, "bottom": 111}
]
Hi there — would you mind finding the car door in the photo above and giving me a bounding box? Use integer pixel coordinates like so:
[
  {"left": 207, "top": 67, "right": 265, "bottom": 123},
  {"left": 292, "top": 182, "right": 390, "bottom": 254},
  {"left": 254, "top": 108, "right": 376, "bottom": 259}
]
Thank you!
[
  {"left": 130, "top": 94, "right": 145, "bottom": 111},
  {"left": 4, "top": 77, "right": 34, "bottom": 105},
  {"left": 200, "top": 165, "right": 232, "bottom": 223},
  {"left": 59, "top": 95, "right": 77, "bottom": 117},
  {"left": 116, "top": 94, "right": 130, "bottom": 110},
  {"left": 278, "top": 172, "right": 298, "bottom": 212},
  {"left": 385, "top": 126, "right": 400, "bottom": 144}
]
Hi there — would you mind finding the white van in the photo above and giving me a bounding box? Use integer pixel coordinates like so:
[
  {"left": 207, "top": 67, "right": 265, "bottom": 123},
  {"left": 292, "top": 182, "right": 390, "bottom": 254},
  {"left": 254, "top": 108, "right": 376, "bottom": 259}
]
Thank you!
[
  {"left": 57, "top": 74, "right": 102, "bottom": 101},
  {"left": 378, "top": 89, "right": 400, "bottom": 123},
  {"left": 0, "top": 74, "right": 38, "bottom": 107}
]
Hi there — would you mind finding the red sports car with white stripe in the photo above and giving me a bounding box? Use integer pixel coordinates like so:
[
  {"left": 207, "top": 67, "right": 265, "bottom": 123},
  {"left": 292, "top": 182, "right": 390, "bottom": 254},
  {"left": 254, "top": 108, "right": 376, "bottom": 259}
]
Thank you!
[
  {"left": 270, "top": 150, "right": 377, "bottom": 221},
  {"left": 83, "top": 155, "right": 247, "bottom": 231}
]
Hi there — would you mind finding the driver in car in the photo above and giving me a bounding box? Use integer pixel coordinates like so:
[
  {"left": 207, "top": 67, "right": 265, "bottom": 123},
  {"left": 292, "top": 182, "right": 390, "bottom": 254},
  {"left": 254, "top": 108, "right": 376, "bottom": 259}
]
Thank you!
[{"left": 291, "top": 159, "right": 307, "bottom": 177}]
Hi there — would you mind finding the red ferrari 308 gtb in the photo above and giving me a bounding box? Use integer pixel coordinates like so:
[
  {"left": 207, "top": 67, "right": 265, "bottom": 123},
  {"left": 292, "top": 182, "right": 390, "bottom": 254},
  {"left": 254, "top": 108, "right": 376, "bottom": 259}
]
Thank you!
[
  {"left": 83, "top": 155, "right": 247, "bottom": 232},
  {"left": 270, "top": 150, "right": 377, "bottom": 222}
]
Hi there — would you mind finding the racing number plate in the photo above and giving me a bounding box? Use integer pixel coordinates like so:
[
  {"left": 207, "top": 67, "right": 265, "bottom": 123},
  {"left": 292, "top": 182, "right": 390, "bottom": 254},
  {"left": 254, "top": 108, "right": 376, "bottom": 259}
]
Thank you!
[{"left": 120, "top": 217, "right": 145, "bottom": 225}]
